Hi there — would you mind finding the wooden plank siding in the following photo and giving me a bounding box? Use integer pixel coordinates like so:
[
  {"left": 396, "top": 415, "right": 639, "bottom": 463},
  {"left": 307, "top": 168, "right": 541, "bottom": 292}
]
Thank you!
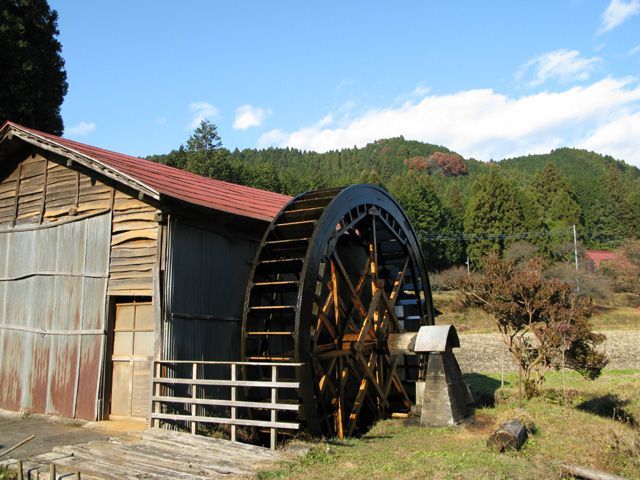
[{"left": 0, "top": 152, "right": 159, "bottom": 296}]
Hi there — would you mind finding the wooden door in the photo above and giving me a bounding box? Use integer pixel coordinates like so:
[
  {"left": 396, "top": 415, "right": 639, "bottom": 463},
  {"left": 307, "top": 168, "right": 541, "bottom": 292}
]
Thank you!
[{"left": 110, "top": 302, "right": 154, "bottom": 419}]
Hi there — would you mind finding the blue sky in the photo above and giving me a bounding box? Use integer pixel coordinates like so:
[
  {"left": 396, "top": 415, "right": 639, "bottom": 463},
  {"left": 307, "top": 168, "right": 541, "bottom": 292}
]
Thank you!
[{"left": 50, "top": 1, "right": 640, "bottom": 165}]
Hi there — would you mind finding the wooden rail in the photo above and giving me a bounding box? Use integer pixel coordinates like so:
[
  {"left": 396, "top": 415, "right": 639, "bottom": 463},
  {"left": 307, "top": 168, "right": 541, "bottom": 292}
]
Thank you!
[{"left": 150, "top": 360, "right": 303, "bottom": 449}]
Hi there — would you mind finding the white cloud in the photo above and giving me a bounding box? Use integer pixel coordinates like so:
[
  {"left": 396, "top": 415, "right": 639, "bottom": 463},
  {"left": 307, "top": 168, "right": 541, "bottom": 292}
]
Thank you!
[
  {"left": 258, "top": 129, "right": 288, "bottom": 148},
  {"left": 156, "top": 116, "right": 167, "bottom": 125},
  {"left": 599, "top": 0, "right": 640, "bottom": 34},
  {"left": 516, "top": 49, "right": 600, "bottom": 86},
  {"left": 579, "top": 112, "right": 640, "bottom": 162},
  {"left": 258, "top": 77, "right": 640, "bottom": 166},
  {"left": 66, "top": 121, "right": 96, "bottom": 137},
  {"left": 188, "top": 102, "right": 219, "bottom": 129},
  {"left": 233, "top": 105, "right": 271, "bottom": 130},
  {"left": 630, "top": 44, "right": 640, "bottom": 56}
]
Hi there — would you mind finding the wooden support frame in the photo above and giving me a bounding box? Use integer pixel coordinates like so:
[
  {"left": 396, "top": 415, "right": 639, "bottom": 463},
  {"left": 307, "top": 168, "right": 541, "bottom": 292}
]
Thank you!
[{"left": 150, "top": 360, "right": 303, "bottom": 450}]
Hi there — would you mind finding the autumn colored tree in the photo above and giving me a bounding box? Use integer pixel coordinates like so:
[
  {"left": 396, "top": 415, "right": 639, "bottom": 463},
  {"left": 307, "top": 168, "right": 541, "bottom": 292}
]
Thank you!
[
  {"left": 453, "top": 254, "right": 607, "bottom": 398},
  {"left": 600, "top": 239, "right": 640, "bottom": 304},
  {"left": 429, "top": 151, "right": 468, "bottom": 176},
  {"left": 403, "top": 152, "right": 467, "bottom": 177}
]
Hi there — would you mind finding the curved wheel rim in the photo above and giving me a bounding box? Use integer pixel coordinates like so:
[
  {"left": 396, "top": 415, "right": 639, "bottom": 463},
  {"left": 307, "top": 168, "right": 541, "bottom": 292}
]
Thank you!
[{"left": 242, "top": 185, "right": 434, "bottom": 437}]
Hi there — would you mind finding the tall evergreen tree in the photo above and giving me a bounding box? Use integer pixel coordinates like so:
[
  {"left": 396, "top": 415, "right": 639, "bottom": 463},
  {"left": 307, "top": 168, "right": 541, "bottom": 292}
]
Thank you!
[
  {"left": 183, "top": 120, "right": 238, "bottom": 181},
  {"left": 0, "top": 0, "right": 68, "bottom": 134},
  {"left": 530, "top": 163, "right": 581, "bottom": 260},
  {"left": 628, "top": 187, "right": 640, "bottom": 239},
  {"left": 389, "top": 173, "right": 464, "bottom": 269},
  {"left": 584, "top": 165, "right": 634, "bottom": 248},
  {"left": 464, "top": 168, "right": 525, "bottom": 261}
]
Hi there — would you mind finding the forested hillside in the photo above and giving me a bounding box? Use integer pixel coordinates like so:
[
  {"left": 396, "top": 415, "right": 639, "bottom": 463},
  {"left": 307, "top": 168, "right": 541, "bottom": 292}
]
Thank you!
[{"left": 148, "top": 121, "right": 640, "bottom": 270}]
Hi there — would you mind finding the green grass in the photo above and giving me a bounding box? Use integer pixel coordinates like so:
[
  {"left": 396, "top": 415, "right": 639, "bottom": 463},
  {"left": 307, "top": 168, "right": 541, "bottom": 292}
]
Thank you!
[
  {"left": 0, "top": 466, "right": 16, "bottom": 480},
  {"left": 259, "top": 370, "right": 640, "bottom": 480},
  {"left": 591, "top": 304, "right": 640, "bottom": 331},
  {"left": 432, "top": 291, "right": 640, "bottom": 333}
]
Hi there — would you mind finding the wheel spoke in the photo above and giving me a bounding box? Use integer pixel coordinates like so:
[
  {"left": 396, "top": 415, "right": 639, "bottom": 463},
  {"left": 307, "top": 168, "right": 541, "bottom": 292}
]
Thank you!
[
  {"left": 346, "top": 352, "right": 378, "bottom": 435},
  {"left": 243, "top": 186, "right": 433, "bottom": 438}
]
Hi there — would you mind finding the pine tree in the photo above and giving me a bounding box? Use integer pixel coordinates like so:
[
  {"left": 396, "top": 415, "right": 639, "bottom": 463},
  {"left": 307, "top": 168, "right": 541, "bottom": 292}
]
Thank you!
[
  {"left": 628, "top": 187, "right": 640, "bottom": 239},
  {"left": 0, "top": 0, "right": 68, "bottom": 134},
  {"left": 183, "top": 120, "right": 237, "bottom": 181},
  {"left": 389, "top": 173, "right": 463, "bottom": 269},
  {"left": 464, "top": 168, "right": 525, "bottom": 261},
  {"left": 530, "top": 163, "right": 581, "bottom": 260},
  {"left": 599, "top": 165, "right": 633, "bottom": 245}
]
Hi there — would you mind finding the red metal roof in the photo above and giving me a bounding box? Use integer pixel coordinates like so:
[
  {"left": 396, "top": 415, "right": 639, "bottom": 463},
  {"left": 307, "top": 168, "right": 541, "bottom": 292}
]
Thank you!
[
  {"left": 1, "top": 121, "right": 291, "bottom": 222},
  {"left": 584, "top": 250, "right": 618, "bottom": 268}
]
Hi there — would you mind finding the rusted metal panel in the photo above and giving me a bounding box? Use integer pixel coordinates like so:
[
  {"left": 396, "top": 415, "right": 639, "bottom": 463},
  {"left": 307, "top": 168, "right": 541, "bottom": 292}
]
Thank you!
[
  {"left": 0, "top": 213, "right": 110, "bottom": 419},
  {"left": 164, "top": 219, "right": 259, "bottom": 365}
]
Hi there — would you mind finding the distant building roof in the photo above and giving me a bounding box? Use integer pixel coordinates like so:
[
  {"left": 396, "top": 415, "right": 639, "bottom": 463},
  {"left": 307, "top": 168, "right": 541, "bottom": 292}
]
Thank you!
[
  {"left": 0, "top": 121, "right": 291, "bottom": 222},
  {"left": 584, "top": 250, "right": 618, "bottom": 269}
]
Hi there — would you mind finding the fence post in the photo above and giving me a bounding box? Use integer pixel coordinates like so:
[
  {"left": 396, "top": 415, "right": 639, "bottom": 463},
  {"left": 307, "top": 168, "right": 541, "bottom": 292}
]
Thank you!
[
  {"left": 191, "top": 363, "right": 198, "bottom": 435},
  {"left": 231, "top": 363, "right": 237, "bottom": 443},
  {"left": 270, "top": 365, "right": 277, "bottom": 450},
  {"left": 153, "top": 362, "right": 161, "bottom": 428}
]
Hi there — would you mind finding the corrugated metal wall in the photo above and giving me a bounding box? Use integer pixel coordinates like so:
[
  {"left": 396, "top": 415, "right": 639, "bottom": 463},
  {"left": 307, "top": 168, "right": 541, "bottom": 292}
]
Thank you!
[
  {"left": 0, "top": 214, "right": 111, "bottom": 419},
  {"left": 164, "top": 218, "right": 258, "bottom": 363}
]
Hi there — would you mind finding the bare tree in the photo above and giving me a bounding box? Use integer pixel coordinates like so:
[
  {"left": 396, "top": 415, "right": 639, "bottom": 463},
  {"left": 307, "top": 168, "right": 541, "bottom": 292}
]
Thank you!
[{"left": 452, "top": 254, "right": 607, "bottom": 398}]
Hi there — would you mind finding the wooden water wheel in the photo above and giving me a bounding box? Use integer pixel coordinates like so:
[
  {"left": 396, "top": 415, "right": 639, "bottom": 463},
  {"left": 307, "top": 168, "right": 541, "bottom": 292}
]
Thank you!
[{"left": 241, "top": 185, "right": 435, "bottom": 438}]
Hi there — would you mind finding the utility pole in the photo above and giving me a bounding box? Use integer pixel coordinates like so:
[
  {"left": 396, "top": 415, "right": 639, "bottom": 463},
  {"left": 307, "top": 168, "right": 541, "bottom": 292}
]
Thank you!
[{"left": 572, "top": 224, "right": 579, "bottom": 271}]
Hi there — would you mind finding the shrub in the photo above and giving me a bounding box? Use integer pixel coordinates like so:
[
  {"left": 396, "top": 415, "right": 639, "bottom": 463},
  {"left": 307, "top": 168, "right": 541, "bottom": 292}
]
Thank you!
[
  {"left": 545, "top": 263, "right": 613, "bottom": 304},
  {"left": 452, "top": 254, "right": 608, "bottom": 398}
]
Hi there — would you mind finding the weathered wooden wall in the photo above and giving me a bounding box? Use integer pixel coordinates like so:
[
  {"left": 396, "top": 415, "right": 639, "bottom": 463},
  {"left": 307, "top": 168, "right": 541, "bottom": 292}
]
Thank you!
[
  {"left": 0, "top": 150, "right": 161, "bottom": 419},
  {"left": 0, "top": 214, "right": 111, "bottom": 419},
  {"left": 0, "top": 151, "right": 159, "bottom": 296}
]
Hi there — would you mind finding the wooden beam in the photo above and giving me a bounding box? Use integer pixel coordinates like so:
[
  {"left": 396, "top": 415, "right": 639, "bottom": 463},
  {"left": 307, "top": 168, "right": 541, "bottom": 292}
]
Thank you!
[
  {"left": 10, "top": 162, "right": 22, "bottom": 227},
  {"left": 346, "top": 352, "right": 378, "bottom": 435},
  {"left": 38, "top": 156, "right": 49, "bottom": 223}
]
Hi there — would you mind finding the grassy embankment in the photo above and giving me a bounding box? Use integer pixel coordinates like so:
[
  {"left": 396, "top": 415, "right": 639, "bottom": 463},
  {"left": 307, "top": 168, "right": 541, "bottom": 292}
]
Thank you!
[
  {"left": 256, "top": 291, "right": 639, "bottom": 479},
  {"left": 259, "top": 370, "right": 640, "bottom": 480},
  {"left": 433, "top": 291, "right": 639, "bottom": 333}
]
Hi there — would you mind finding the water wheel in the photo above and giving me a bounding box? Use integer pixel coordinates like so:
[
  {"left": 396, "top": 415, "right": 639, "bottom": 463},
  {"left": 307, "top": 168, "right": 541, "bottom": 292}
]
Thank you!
[{"left": 242, "top": 185, "right": 435, "bottom": 438}]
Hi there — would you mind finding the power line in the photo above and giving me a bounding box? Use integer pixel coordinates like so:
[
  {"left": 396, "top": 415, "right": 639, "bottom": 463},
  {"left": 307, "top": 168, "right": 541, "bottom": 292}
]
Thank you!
[
  {"left": 417, "top": 226, "right": 572, "bottom": 241},
  {"left": 416, "top": 226, "right": 626, "bottom": 243}
]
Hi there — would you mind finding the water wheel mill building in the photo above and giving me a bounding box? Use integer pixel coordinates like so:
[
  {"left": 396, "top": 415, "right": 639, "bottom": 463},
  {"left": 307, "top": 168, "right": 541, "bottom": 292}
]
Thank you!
[
  {"left": 0, "top": 121, "right": 290, "bottom": 421},
  {"left": 0, "top": 121, "right": 448, "bottom": 445}
]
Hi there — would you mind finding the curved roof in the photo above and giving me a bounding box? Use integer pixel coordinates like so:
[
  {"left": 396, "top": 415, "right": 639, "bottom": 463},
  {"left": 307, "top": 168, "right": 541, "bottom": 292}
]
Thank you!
[{"left": 0, "top": 121, "right": 291, "bottom": 222}]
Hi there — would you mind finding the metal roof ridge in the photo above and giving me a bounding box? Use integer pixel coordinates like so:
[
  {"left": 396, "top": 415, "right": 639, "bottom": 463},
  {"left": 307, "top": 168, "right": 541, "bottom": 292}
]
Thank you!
[{"left": 3, "top": 122, "right": 161, "bottom": 200}]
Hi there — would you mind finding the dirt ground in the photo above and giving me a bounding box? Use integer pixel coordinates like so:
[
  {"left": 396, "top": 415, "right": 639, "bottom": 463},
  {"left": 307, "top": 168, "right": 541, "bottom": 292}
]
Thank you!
[
  {"left": 0, "top": 410, "right": 143, "bottom": 459},
  {"left": 456, "top": 329, "right": 640, "bottom": 373}
]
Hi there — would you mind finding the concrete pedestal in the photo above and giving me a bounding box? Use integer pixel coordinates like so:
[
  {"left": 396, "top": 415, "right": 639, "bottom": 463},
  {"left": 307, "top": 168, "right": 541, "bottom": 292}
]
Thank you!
[{"left": 419, "top": 352, "right": 474, "bottom": 426}]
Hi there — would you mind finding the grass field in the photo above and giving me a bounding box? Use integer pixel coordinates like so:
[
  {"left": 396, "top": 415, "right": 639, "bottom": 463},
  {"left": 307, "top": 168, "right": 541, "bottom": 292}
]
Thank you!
[
  {"left": 432, "top": 291, "right": 640, "bottom": 334},
  {"left": 259, "top": 370, "right": 640, "bottom": 480}
]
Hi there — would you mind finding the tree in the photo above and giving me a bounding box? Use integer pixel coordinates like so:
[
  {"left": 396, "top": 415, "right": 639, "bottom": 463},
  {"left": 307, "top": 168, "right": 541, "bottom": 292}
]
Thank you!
[
  {"left": 598, "top": 165, "right": 633, "bottom": 245},
  {"left": 453, "top": 254, "right": 607, "bottom": 398},
  {"left": 600, "top": 239, "right": 640, "bottom": 304},
  {"left": 183, "top": 120, "right": 238, "bottom": 181},
  {"left": 403, "top": 152, "right": 467, "bottom": 177},
  {"left": 529, "top": 164, "right": 581, "bottom": 261},
  {"left": 464, "top": 169, "right": 526, "bottom": 261},
  {"left": 0, "top": 0, "right": 68, "bottom": 134},
  {"left": 629, "top": 187, "right": 640, "bottom": 238},
  {"left": 389, "top": 172, "right": 464, "bottom": 269}
]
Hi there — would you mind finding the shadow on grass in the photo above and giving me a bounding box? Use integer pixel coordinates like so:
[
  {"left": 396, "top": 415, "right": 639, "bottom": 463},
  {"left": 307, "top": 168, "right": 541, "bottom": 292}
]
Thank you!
[
  {"left": 464, "top": 373, "right": 502, "bottom": 408},
  {"left": 576, "top": 394, "right": 638, "bottom": 428}
]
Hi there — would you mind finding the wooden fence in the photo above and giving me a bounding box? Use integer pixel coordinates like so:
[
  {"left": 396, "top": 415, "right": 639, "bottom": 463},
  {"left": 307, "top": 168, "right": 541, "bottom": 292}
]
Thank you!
[{"left": 150, "top": 360, "right": 303, "bottom": 449}]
